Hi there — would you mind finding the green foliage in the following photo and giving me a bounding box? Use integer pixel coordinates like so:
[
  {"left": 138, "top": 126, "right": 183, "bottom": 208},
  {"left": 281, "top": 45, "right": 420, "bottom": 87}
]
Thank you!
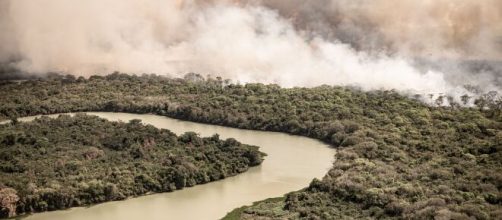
[
  {"left": 1, "top": 73, "right": 501, "bottom": 219},
  {"left": 221, "top": 197, "right": 289, "bottom": 220},
  {"left": 0, "top": 114, "right": 264, "bottom": 218}
]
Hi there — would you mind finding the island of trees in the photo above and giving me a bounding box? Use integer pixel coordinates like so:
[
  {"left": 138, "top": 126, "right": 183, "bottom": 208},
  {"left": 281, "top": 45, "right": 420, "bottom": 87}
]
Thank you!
[
  {"left": 0, "top": 72, "right": 501, "bottom": 219},
  {"left": 0, "top": 114, "right": 264, "bottom": 218}
]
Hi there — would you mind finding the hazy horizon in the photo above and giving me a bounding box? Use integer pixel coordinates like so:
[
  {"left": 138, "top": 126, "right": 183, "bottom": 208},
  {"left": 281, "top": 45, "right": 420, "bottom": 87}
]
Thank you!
[{"left": 1, "top": 0, "right": 501, "bottom": 98}]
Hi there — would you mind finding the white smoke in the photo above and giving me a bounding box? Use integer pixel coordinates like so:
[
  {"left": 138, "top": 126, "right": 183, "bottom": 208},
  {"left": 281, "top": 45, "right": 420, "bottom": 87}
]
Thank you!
[{"left": 0, "top": 0, "right": 501, "bottom": 98}]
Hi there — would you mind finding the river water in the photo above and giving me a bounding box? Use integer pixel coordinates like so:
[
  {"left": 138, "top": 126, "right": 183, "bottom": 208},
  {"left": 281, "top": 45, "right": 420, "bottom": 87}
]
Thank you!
[{"left": 18, "top": 112, "right": 335, "bottom": 220}]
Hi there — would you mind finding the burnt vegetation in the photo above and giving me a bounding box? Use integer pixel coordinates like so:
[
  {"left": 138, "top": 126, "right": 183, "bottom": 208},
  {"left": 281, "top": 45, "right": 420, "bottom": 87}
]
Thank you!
[{"left": 0, "top": 72, "right": 501, "bottom": 219}]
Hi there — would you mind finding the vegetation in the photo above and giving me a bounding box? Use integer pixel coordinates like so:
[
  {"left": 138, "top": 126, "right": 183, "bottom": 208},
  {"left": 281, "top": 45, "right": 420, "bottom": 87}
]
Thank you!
[
  {"left": 222, "top": 197, "right": 289, "bottom": 220},
  {"left": 0, "top": 114, "right": 264, "bottom": 218},
  {"left": 1, "top": 72, "right": 501, "bottom": 219}
]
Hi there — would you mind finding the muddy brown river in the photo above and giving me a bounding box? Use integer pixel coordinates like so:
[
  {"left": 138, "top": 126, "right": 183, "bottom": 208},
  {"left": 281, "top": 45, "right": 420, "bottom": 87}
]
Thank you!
[{"left": 17, "top": 112, "right": 335, "bottom": 220}]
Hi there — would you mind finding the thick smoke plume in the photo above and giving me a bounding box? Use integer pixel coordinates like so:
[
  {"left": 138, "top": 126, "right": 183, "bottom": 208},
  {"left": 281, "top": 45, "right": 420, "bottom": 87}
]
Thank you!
[{"left": 0, "top": 0, "right": 501, "bottom": 98}]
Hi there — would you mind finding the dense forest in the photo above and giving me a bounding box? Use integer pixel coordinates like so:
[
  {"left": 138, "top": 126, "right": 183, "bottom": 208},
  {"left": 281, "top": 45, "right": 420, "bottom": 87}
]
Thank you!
[
  {"left": 0, "top": 73, "right": 501, "bottom": 219},
  {"left": 0, "top": 114, "right": 264, "bottom": 218}
]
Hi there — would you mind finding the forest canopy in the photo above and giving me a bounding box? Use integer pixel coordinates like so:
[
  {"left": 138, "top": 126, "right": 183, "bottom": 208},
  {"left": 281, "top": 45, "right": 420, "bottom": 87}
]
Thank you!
[
  {"left": 0, "top": 114, "right": 264, "bottom": 218},
  {"left": 0, "top": 73, "right": 501, "bottom": 219}
]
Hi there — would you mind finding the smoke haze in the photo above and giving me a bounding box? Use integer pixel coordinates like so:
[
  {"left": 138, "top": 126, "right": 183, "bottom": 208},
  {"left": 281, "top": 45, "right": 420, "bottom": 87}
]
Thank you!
[{"left": 1, "top": 0, "right": 501, "bottom": 97}]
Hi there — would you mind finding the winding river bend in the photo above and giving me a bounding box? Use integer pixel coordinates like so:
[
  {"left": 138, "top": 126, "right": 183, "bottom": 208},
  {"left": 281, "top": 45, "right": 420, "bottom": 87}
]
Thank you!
[{"left": 18, "top": 112, "right": 335, "bottom": 220}]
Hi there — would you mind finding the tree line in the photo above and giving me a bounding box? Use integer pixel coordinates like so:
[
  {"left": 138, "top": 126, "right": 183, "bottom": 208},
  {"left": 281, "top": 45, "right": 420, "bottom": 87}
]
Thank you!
[
  {"left": 0, "top": 72, "right": 501, "bottom": 219},
  {"left": 0, "top": 114, "right": 264, "bottom": 218}
]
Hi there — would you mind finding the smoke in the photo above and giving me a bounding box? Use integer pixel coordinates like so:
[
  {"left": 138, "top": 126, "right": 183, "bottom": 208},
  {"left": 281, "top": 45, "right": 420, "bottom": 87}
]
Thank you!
[
  {"left": 257, "top": 0, "right": 502, "bottom": 58},
  {"left": 0, "top": 0, "right": 501, "bottom": 97}
]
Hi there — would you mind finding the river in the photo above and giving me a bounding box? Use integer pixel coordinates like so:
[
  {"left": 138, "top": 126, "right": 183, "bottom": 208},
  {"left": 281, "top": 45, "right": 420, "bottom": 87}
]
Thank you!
[{"left": 17, "top": 112, "right": 335, "bottom": 220}]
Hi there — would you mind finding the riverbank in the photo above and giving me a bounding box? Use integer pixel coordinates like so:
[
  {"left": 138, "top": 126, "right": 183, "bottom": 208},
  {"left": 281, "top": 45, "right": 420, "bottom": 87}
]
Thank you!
[
  {"left": 1, "top": 74, "right": 500, "bottom": 219},
  {"left": 222, "top": 197, "right": 289, "bottom": 220},
  {"left": 11, "top": 112, "right": 334, "bottom": 220},
  {"left": 0, "top": 114, "right": 264, "bottom": 218}
]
